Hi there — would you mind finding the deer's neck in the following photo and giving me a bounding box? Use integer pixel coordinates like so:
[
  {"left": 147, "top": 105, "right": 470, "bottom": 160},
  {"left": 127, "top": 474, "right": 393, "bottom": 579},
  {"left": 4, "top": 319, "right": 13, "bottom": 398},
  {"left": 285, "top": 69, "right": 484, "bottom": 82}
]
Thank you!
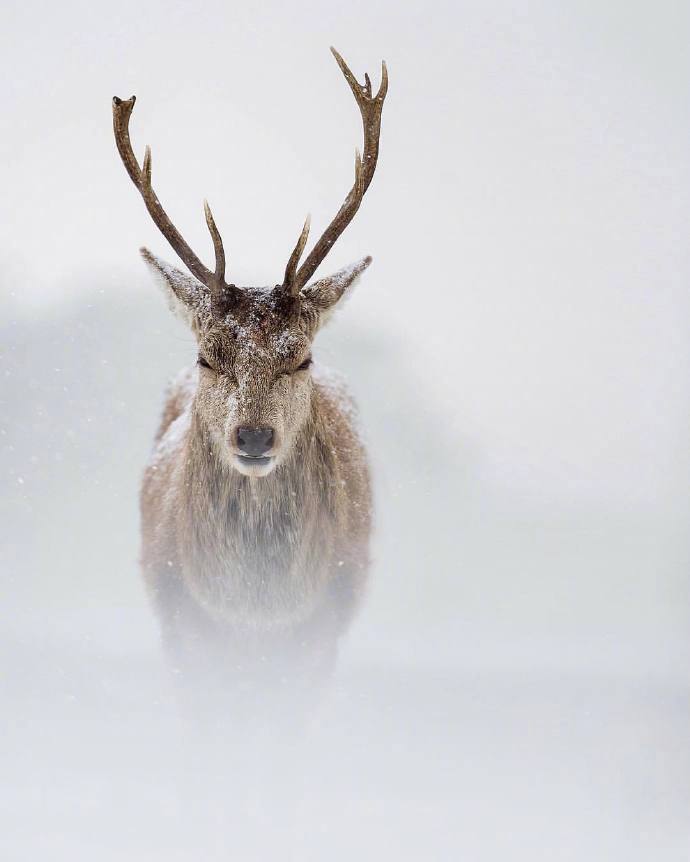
[
  {"left": 180, "top": 396, "right": 339, "bottom": 552},
  {"left": 177, "top": 401, "right": 338, "bottom": 626}
]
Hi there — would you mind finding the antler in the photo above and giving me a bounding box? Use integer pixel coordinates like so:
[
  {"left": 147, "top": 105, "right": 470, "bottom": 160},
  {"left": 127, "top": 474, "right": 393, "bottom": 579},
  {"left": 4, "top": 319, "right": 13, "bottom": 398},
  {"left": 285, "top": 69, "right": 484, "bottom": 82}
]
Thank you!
[
  {"left": 112, "top": 95, "right": 236, "bottom": 312},
  {"left": 282, "top": 48, "right": 388, "bottom": 296}
]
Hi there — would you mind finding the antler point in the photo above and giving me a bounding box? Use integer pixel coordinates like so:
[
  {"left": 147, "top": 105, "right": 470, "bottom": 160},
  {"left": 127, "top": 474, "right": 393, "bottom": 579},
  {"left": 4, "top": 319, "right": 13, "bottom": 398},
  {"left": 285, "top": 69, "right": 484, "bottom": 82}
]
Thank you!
[{"left": 142, "top": 145, "right": 152, "bottom": 185}]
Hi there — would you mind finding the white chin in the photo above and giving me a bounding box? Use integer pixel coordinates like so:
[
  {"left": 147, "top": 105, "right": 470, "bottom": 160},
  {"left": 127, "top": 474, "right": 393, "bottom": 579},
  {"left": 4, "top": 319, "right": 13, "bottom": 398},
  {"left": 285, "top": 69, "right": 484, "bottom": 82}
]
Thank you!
[{"left": 233, "top": 455, "right": 276, "bottom": 477}]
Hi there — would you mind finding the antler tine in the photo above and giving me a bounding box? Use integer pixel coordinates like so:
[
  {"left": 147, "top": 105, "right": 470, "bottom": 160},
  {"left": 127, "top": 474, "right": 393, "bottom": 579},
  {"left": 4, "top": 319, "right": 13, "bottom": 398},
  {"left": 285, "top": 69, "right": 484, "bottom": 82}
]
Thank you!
[
  {"left": 204, "top": 199, "right": 226, "bottom": 284},
  {"left": 291, "top": 49, "right": 388, "bottom": 292},
  {"left": 282, "top": 215, "right": 311, "bottom": 295},
  {"left": 112, "top": 96, "right": 232, "bottom": 307}
]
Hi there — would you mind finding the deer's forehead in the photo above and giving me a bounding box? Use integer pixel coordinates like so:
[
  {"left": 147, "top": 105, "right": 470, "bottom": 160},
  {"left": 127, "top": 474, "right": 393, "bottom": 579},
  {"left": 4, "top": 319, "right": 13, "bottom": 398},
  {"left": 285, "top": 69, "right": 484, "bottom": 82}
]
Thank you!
[{"left": 201, "top": 318, "right": 310, "bottom": 367}]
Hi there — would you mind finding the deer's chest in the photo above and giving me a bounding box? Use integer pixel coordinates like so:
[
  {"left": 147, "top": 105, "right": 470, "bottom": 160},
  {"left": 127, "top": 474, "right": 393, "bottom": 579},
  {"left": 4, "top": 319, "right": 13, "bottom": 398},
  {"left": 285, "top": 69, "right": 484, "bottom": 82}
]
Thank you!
[{"left": 181, "top": 492, "right": 335, "bottom": 627}]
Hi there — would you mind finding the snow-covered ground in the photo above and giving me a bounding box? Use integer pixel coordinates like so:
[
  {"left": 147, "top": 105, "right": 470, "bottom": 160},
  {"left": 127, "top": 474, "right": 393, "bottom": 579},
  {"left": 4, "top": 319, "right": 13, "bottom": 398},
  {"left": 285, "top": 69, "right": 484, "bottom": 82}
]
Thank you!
[{"left": 3, "top": 628, "right": 688, "bottom": 861}]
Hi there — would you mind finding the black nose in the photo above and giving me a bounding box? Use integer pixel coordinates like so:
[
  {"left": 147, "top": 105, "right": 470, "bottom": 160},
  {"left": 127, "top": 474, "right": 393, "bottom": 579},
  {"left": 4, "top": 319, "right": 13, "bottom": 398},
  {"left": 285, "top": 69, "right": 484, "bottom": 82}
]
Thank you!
[{"left": 236, "top": 427, "right": 274, "bottom": 457}]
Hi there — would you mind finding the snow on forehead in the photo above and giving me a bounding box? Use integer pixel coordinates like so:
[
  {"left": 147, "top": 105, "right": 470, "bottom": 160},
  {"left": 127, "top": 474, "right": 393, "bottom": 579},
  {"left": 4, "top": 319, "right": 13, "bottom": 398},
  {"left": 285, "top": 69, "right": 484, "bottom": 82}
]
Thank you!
[
  {"left": 268, "top": 327, "right": 303, "bottom": 358},
  {"left": 219, "top": 287, "right": 307, "bottom": 358}
]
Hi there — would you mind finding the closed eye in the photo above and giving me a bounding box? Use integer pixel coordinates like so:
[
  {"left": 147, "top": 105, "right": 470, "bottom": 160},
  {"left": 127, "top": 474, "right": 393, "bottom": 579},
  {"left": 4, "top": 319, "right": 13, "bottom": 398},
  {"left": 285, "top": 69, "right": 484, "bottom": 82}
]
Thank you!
[
  {"left": 197, "top": 354, "right": 213, "bottom": 370},
  {"left": 296, "top": 356, "right": 313, "bottom": 372}
]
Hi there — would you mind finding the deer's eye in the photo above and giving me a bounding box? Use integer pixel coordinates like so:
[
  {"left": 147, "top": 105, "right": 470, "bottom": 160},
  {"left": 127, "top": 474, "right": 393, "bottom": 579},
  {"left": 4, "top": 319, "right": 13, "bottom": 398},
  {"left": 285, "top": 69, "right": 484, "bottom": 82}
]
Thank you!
[
  {"left": 295, "top": 356, "right": 313, "bottom": 372},
  {"left": 197, "top": 354, "right": 214, "bottom": 370}
]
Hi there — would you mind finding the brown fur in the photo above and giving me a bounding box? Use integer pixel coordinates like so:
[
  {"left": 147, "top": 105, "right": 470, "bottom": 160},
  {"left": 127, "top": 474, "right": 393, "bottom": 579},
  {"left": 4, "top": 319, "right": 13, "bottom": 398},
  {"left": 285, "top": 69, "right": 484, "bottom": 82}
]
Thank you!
[{"left": 139, "top": 255, "right": 373, "bottom": 689}]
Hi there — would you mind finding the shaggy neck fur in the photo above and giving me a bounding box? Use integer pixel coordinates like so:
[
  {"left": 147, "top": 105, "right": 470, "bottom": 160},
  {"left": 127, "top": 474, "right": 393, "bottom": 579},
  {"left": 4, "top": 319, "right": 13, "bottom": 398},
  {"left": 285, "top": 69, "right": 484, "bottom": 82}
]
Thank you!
[{"left": 178, "top": 390, "right": 342, "bottom": 629}]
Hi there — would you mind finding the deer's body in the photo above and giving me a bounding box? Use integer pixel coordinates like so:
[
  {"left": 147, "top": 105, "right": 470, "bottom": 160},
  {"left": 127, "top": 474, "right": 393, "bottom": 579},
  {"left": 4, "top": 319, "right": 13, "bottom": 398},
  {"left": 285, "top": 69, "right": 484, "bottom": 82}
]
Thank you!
[
  {"left": 141, "top": 363, "right": 371, "bottom": 675},
  {"left": 113, "top": 48, "right": 387, "bottom": 692}
]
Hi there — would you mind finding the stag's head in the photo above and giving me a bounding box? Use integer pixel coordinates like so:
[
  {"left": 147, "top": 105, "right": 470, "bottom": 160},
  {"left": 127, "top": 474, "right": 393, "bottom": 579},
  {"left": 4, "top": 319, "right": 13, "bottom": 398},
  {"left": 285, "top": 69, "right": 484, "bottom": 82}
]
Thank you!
[{"left": 113, "top": 49, "right": 387, "bottom": 477}]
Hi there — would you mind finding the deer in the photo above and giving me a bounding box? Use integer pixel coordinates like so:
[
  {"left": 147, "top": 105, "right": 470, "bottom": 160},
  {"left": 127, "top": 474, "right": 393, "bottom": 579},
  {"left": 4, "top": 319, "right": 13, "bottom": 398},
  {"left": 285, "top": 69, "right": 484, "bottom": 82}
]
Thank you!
[{"left": 112, "top": 49, "right": 388, "bottom": 709}]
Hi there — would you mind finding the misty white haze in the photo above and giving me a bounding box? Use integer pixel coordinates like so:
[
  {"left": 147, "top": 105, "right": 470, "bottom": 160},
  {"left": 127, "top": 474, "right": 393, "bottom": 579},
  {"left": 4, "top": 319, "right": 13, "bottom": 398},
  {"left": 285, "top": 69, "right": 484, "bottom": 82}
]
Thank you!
[{"left": 1, "top": 1, "right": 689, "bottom": 859}]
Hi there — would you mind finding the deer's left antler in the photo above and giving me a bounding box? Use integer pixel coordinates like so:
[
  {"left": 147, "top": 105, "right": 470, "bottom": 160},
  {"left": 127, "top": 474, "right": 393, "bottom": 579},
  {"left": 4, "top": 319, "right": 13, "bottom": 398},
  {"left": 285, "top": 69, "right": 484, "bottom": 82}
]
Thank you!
[{"left": 281, "top": 48, "right": 388, "bottom": 296}]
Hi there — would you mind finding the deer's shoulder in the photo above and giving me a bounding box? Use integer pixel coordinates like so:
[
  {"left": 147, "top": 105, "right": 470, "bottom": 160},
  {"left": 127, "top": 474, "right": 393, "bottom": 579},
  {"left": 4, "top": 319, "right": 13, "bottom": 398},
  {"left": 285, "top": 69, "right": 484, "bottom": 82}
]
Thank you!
[
  {"left": 152, "top": 365, "right": 197, "bottom": 444},
  {"left": 142, "top": 366, "right": 196, "bottom": 495},
  {"left": 311, "top": 365, "right": 358, "bottom": 424}
]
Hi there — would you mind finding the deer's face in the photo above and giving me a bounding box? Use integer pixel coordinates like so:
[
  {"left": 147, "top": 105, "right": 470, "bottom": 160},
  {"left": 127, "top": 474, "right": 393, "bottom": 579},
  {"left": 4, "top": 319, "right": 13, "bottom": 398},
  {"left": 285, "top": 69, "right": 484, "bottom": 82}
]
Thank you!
[
  {"left": 194, "top": 292, "right": 316, "bottom": 477},
  {"left": 143, "top": 253, "right": 370, "bottom": 478}
]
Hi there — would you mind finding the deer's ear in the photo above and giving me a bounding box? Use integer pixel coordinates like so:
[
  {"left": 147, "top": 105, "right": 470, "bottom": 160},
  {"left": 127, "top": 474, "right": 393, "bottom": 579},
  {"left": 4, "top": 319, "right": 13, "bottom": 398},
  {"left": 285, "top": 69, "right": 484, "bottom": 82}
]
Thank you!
[
  {"left": 140, "top": 247, "right": 206, "bottom": 330},
  {"left": 299, "top": 257, "right": 371, "bottom": 329}
]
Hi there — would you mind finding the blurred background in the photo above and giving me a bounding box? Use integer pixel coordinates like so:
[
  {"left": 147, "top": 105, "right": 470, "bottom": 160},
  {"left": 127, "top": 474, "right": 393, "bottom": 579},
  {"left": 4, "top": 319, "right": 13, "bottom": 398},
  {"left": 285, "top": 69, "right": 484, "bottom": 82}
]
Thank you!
[{"left": 1, "top": 0, "right": 688, "bottom": 859}]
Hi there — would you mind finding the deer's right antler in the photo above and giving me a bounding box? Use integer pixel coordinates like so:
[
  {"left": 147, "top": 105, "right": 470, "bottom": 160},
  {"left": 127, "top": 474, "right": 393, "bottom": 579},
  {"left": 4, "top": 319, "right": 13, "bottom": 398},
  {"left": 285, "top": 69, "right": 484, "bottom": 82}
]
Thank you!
[{"left": 112, "top": 96, "right": 239, "bottom": 313}]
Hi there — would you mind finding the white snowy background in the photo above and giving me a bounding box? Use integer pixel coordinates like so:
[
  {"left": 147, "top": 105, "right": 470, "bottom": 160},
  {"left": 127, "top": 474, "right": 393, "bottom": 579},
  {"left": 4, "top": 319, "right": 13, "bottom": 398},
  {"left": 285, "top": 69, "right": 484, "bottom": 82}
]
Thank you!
[{"left": 1, "top": 1, "right": 689, "bottom": 859}]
